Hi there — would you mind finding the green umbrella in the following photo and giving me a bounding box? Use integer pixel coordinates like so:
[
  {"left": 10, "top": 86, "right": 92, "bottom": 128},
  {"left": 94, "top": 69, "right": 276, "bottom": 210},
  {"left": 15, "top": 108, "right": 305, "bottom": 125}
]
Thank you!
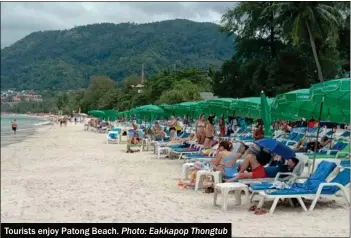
[
  {"left": 231, "top": 97, "right": 273, "bottom": 119},
  {"left": 271, "top": 89, "right": 310, "bottom": 121},
  {"left": 173, "top": 101, "right": 201, "bottom": 119},
  {"left": 134, "top": 105, "right": 165, "bottom": 123},
  {"left": 102, "top": 109, "right": 118, "bottom": 121},
  {"left": 87, "top": 110, "right": 105, "bottom": 120},
  {"left": 302, "top": 78, "right": 350, "bottom": 123},
  {"left": 207, "top": 98, "right": 237, "bottom": 116},
  {"left": 260, "top": 91, "right": 273, "bottom": 137}
]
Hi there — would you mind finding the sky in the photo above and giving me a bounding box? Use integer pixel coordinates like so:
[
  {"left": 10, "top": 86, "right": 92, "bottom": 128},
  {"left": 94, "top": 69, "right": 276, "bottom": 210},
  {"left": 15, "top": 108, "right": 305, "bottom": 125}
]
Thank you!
[{"left": 1, "top": 2, "right": 236, "bottom": 48}]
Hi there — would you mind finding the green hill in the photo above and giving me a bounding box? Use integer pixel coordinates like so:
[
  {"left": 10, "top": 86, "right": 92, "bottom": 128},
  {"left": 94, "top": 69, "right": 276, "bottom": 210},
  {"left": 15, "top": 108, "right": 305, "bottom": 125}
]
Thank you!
[{"left": 1, "top": 19, "right": 235, "bottom": 90}]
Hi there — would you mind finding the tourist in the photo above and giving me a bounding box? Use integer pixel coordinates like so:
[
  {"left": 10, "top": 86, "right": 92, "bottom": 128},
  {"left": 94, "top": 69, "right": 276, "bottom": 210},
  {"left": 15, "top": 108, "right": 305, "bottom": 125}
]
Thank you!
[
  {"left": 168, "top": 115, "right": 177, "bottom": 140},
  {"left": 195, "top": 114, "right": 206, "bottom": 144},
  {"left": 253, "top": 119, "right": 264, "bottom": 140},
  {"left": 204, "top": 115, "right": 216, "bottom": 149},
  {"left": 219, "top": 116, "right": 226, "bottom": 137},
  {"left": 11, "top": 119, "right": 17, "bottom": 135},
  {"left": 211, "top": 140, "right": 233, "bottom": 176}
]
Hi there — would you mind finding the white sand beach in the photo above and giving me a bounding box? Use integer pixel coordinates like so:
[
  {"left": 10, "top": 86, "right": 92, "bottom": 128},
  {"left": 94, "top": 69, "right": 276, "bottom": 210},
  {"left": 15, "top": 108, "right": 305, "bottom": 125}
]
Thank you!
[{"left": 1, "top": 123, "right": 349, "bottom": 237}]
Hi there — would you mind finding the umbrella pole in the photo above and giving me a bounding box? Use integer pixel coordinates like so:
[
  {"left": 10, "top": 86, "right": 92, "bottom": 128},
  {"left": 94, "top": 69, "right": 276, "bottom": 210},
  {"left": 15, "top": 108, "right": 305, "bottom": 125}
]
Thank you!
[{"left": 310, "top": 97, "right": 324, "bottom": 176}]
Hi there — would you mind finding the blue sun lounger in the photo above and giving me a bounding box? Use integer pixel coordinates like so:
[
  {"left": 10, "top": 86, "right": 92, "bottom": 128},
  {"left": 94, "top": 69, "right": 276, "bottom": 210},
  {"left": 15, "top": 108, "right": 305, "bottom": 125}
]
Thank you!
[
  {"left": 249, "top": 160, "right": 337, "bottom": 200},
  {"left": 254, "top": 167, "right": 349, "bottom": 214}
]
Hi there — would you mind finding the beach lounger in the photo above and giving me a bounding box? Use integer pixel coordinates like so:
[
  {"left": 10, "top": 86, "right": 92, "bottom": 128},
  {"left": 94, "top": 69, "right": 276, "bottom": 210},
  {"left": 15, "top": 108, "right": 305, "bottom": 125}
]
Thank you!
[
  {"left": 306, "top": 142, "right": 349, "bottom": 159},
  {"left": 254, "top": 167, "right": 350, "bottom": 214},
  {"left": 107, "top": 131, "right": 120, "bottom": 144},
  {"left": 249, "top": 160, "right": 336, "bottom": 201}
]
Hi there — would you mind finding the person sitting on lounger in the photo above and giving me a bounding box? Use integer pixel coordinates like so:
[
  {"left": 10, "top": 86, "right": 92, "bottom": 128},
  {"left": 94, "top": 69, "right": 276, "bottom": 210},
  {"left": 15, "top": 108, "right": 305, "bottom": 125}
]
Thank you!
[
  {"left": 226, "top": 144, "right": 272, "bottom": 182},
  {"left": 152, "top": 121, "right": 165, "bottom": 141},
  {"left": 295, "top": 135, "right": 332, "bottom": 152},
  {"left": 224, "top": 143, "right": 249, "bottom": 168},
  {"left": 211, "top": 141, "right": 233, "bottom": 176}
]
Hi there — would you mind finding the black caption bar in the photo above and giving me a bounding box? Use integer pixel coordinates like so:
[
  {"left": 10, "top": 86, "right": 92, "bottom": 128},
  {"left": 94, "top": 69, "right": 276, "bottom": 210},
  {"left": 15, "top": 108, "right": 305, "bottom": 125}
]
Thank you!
[{"left": 1, "top": 223, "right": 231, "bottom": 237}]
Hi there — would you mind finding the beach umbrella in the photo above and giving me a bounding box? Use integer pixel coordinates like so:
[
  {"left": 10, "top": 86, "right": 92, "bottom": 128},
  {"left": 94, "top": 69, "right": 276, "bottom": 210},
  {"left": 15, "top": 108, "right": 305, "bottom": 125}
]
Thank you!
[
  {"left": 159, "top": 104, "right": 175, "bottom": 117},
  {"left": 302, "top": 78, "right": 350, "bottom": 123},
  {"left": 87, "top": 110, "right": 105, "bottom": 120},
  {"left": 271, "top": 89, "right": 310, "bottom": 121},
  {"left": 255, "top": 138, "right": 296, "bottom": 160},
  {"left": 102, "top": 109, "right": 118, "bottom": 121},
  {"left": 172, "top": 101, "right": 201, "bottom": 119},
  {"left": 134, "top": 105, "right": 165, "bottom": 124},
  {"left": 206, "top": 98, "right": 237, "bottom": 116},
  {"left": 260, "top": 91, "right": 273, "bottom": 137},
  {"left": 230, "top": 97, "right": 274, "bottom": 119}
]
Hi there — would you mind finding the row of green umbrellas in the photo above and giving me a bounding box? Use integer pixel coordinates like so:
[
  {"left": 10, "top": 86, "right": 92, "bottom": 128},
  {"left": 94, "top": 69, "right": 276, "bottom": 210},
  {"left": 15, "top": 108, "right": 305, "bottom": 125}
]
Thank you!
[{"left": 87, "top": 78, "right": 350, "bottom": 124}]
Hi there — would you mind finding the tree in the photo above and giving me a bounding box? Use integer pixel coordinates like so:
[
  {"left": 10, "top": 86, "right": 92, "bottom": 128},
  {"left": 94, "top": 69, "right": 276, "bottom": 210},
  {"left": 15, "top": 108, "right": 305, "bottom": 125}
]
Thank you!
[
  {"left": 157, "top": 79, "right": 203, "bottom": 104},
  {"left": 270, "top": 2, "right": 342, "bottom": 82}
]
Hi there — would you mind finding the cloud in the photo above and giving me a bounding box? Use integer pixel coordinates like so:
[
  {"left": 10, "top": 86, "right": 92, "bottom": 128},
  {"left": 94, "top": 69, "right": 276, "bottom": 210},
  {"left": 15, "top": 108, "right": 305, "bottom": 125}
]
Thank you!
[{"left": 0, "top": 2, "right": 236, "bottom": 48}]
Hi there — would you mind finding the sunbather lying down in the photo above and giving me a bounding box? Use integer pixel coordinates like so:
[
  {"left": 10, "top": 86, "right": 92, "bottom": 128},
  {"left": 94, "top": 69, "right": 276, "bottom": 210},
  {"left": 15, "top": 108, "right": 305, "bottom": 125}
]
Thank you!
[{"left": 226, "top": 144, "right": 299, "bottom": 182}]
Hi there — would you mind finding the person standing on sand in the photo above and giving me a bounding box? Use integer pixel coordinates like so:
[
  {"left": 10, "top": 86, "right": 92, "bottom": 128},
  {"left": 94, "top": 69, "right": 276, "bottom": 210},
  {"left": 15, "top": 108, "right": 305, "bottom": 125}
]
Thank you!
[
  {"left": 74, "top": 117, "right": 77, "bottom": 125},
  {"left": 11, "top": 119, "right": 18, "bottom": 135}
]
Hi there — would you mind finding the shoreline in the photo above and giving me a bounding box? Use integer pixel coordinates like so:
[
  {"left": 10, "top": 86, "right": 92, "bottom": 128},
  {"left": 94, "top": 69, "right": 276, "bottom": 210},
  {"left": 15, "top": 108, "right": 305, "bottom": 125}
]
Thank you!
[
  {"left": 1, "top": 114, "right": 53, "bottom": 148},
  {"left": 1, "top": 123, "right": 52, "bottom": 148}
]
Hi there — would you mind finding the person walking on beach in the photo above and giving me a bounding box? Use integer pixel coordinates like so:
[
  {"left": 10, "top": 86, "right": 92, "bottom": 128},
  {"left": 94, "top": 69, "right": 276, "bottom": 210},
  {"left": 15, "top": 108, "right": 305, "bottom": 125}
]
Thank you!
[
  {"left": 74, "top": 117, "right": 77, "bottom": 125},
  {"left": 11, "top": 119, "right": 18, "bottom": 135}
]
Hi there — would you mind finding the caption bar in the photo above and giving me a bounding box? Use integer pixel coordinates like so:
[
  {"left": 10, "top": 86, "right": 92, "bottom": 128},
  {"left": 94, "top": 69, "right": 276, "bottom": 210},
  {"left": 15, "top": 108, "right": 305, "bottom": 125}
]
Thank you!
[{"left": 1, "top": 223, "right": 231, "bottom": 237}]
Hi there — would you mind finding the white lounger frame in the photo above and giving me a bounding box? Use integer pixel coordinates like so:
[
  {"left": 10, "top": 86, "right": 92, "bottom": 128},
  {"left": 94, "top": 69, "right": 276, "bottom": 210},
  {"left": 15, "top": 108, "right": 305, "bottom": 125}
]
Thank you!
[{"left": 255, "top": 182, "right": 350, "bottom": 214}]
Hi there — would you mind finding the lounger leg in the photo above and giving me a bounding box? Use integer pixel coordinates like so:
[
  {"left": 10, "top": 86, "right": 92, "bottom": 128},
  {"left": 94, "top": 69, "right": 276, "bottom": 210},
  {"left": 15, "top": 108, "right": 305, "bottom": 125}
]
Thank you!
[
  {"left": 157, "top": 148, "right": 161, "bottom": 160},
  {"left": 297, "top": 197, "right": 308, "bottom": 212},
  {"left": 309, "top": 195, "right": 319, "bottom": 212},
  {"left": 341, "top": 188, "right": 350, "bottom": 204},
  {"left": 195, "top": 174, "right": 204, "bottom": 191},
  {"left": 249, "top": 192, "right": 256, "bottom": 203},
  {"left": 288, "top": 198, "right": 294, "bottom": 208},
  {"left": 257, "top": 196, "right": 265, "bottom": 209},
  {"left": 269, "top": 197, "right": 280, "bottom": 214},
  {"left": 178, "top": 153, "right": 182, "bottom": 160},
  {"left": 243, "top": 188, "right": 250, "bottom": 206}
]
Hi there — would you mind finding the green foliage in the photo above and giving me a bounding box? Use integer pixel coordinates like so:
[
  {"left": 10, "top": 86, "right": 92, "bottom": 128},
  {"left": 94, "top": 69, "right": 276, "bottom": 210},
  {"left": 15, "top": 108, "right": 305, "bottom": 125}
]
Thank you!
[
  {"left": 1, "top": 19, "right": 234, "bottom": 90},
  {"left": 213, "top": 2, "right": 349, "bottom": 98}
]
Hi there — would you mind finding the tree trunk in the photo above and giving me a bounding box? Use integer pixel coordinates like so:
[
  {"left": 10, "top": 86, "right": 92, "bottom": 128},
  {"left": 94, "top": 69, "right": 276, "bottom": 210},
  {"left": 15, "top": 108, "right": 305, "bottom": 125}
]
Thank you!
[{"left": 306, "top": 21, "right": 324, "bottom": 82}]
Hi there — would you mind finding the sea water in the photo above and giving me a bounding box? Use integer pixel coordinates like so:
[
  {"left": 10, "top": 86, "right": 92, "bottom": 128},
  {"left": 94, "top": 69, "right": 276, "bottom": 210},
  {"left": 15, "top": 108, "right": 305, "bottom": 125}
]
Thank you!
[{"left": 1, "top": 114, "right": 49, "bottom": 147}]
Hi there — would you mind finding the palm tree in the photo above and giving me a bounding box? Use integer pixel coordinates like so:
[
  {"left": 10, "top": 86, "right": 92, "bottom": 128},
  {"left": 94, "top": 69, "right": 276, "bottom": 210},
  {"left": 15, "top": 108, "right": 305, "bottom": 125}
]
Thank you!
[{"left": 270, "top": 2, "right": 342, "bottom": 82}]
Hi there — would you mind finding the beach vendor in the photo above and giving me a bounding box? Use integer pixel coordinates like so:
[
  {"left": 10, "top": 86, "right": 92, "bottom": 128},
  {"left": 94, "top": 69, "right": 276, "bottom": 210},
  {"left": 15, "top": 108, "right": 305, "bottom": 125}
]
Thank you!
[{"left": 11, "top": 119, "right": 17, "bottom": 135}]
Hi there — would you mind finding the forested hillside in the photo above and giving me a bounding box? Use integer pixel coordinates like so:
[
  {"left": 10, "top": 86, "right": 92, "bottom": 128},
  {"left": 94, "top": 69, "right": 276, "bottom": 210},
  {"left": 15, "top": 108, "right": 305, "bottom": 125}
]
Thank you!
[{"left": 1, "top": 19, "right": 234, "bottom": 90}]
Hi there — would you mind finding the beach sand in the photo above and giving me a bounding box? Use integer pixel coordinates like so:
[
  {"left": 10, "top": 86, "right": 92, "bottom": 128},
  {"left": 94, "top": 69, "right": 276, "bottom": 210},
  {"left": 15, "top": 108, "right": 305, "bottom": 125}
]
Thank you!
[{"left": 1, "top": 123, "right": 349, "bottom": 237}]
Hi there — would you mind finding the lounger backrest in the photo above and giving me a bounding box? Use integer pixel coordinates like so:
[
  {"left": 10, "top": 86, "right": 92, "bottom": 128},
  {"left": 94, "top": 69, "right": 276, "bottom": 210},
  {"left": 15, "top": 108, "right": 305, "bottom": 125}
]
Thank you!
[
  {"left": 296, "top": 161, "right": 337, "bottom": 190},
  {"left": 322, "top": 168, "right": 350, "bottom": 194},
  {"left": 288, "top": 132, "right": 297, "bottom": 140},
  {"left": 341, "top": 131, "right": 350, "bottom": 137}
]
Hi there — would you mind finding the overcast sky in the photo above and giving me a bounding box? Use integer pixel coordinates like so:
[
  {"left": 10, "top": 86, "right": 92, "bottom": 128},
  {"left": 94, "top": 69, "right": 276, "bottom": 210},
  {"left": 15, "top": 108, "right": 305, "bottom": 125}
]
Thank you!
[{"left": 1, "top": 2, "right": 236, "bottom": 48}]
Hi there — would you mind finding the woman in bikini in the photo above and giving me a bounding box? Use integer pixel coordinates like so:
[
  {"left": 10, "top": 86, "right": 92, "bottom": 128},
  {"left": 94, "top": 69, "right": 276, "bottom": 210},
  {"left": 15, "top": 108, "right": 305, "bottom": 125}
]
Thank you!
[
  {"left": 204, "top": 115, "right": 215, "bottom": 149},
  {"left": 169, "top": 115, "right": 177, "bottom": 141},
  {"left": 211, "top": 140, "right": 233, "bottom": 176},
  {"left": 195, "top": 114, "right": 206, "bottom": 144}
]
